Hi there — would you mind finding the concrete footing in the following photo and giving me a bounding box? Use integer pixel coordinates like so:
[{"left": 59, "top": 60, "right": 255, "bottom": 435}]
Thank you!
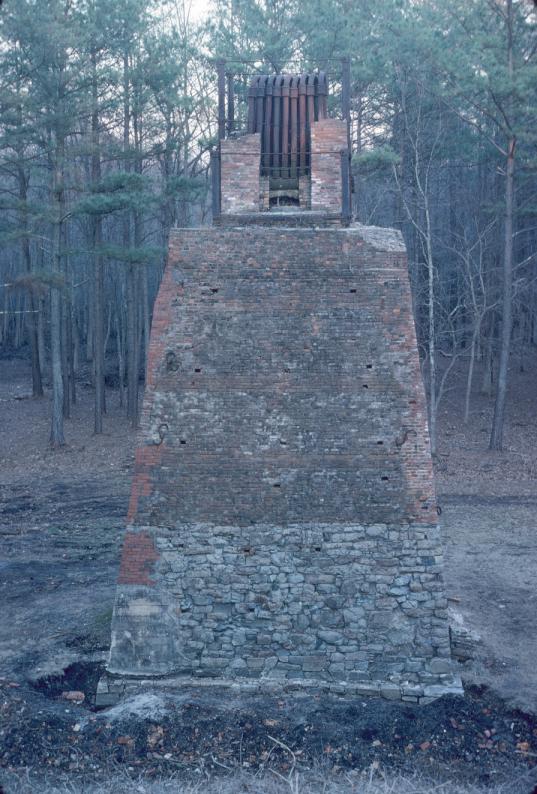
[{"left": 95, "top": 672, "right": 463, "bottom": 709}]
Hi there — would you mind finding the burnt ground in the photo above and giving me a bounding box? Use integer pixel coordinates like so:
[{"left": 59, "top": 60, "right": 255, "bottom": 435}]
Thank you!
[{"left": 1, "top": 354, "right": 537, "bottom": 791}]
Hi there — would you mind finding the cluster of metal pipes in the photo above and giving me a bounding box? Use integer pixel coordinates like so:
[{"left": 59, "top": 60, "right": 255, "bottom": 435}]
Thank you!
[{"left": 246, "top": 73, "right": 328, "bottom": 178}]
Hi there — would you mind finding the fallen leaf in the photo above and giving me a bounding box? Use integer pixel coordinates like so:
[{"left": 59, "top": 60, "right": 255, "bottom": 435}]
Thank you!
[
  {"left": 420, "top": 741, "right": 431, "bottom": 751},
  {"left": 147, "top": 725, "right": 164, "bottom": 748}
]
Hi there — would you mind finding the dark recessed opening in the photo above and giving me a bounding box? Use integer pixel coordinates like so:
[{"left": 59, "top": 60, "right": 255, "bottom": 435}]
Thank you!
[
  {"left": 180, "top": 439, "right": 186, "bottom": 445},
  {"left": 381, "top": 475, "right": 389, "bottom": 481},
  {"left": 314, "top": 546, "right": 321, "bottom": 552},
  {"left": 270, "top": 193, "right": 299, "bottom": 208},
  {"left": 30, "top": 661, "right": 105, "bottom": 712},
  {"left": 211, "top": 288, "right": 219, "bottom": 293},
  {"left": 166, "top": 351, "right": 179, "bottom": 373},
  {"left": 349, "top": 288, "right": 357, "bottom": 293},
  {"left": 194, "top": 368, "right": 201, "bottom": 373},
  {"left": 377, "top": 440, "right": 384, "bottom": 445},
  {"left": 273, "top": 483, "right": 281, "bottom": 488},
  {"left": 280, "top": 440, "right": 287, "bottom": 446},
  {"left": 366, "top": 364, "right": 372, "bottom": 369},
  {"left": 362, "top": 384, "right": 369, "bottom": 389}
]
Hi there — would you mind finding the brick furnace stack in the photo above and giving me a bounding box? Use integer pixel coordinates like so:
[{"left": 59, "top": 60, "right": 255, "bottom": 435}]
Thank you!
[{"left": 99, "top": 76, "right": 461, "bottom": 706}]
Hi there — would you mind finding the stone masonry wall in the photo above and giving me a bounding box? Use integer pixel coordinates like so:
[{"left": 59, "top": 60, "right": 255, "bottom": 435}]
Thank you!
[
  {"left": 107, "top": 224, "right": 459, "bottom": 701},
  {"left": 220, "top": 134, "right": 261, "bottom": 214},
  {"left": 310, "top": 118, "right": 348, "bottom": 212}
]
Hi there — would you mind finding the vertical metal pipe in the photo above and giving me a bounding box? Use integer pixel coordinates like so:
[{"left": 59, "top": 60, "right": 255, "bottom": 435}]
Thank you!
[
  {"left": 263, "top": 77, "right": 273, "bottom": 175},
  {"left": 256, "top": 76, "right": 265, "bottom": 138},
  {"left": 341, "top": 149, "right": 351, "bottom": 225},
  {"left": 247, "top": 78, "right": 257, "bottom": 133},
  {"left": 217, "top": 59, "right": 226, "bottom": 140},
  {"left": 211, "top": 147, "right": 221, "bottom": 220},
  {"left": 281, "top": 76, "right": 290, "bottom": 178},
  {"left": 318, "top": 72, "right": 328, "bottom": 118},
  {"left": 306, "top": 75, "right": 315, "bottom": 173},
  {"left": 289, "top": 76, "right": 298, "bottom": 179},
  {"left": 227, "top": 72, "right": 234, "bottom": 135},
  {"left": 272, "top": 76, "right": 282, "bottom": 178},
  {"left": 298, "top": 75, "right": 307, "bottom": 175},
  {"left": 341, "top": 56, "right": 351, "bottom": 152}
]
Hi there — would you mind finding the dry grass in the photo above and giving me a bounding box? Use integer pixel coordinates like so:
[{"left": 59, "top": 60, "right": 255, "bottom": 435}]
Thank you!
[{"left": 3, "top": 765, "right": 536, "bottom": 794}]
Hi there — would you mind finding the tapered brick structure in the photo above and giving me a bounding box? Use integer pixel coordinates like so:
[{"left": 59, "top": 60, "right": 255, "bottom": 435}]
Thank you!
[{"left": 101, "top": 71, "right": 461, "bottom": 706}]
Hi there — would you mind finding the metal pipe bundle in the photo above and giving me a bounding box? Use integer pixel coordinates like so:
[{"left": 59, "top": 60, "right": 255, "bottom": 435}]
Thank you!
[{"left": 247, "top": 72, "right": 328, "bottom": 178}]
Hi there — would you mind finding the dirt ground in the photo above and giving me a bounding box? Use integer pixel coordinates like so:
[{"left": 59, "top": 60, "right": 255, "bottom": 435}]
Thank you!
[{"left": 1, "top": 354, "right": 537, "bottom": 792}]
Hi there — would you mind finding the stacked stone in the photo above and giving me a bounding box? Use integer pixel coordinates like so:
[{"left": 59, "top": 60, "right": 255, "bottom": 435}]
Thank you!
[{"left": 151, "top": 521, "right": 452, "bottom": 684}]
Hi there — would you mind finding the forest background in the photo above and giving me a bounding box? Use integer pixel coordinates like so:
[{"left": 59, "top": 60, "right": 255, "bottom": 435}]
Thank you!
[{"left": 1, "top": 0, "right": 536, "bottom": 456}]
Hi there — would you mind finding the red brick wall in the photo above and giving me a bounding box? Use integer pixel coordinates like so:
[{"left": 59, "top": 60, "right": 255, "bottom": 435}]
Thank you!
[
  {"left": 127, "top": 225, "right": 437, "bottom": 529},
  {"left": 310, "top": 119, "right": 348, "bottom": 212},
  {"left": 220, "top": 134, "right": 261, "bottom": 214}
]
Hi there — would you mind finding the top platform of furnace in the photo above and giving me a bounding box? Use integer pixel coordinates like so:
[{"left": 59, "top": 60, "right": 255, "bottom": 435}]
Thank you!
[{"left": 213, "top": 72, "right": 352, "bottom": 226}]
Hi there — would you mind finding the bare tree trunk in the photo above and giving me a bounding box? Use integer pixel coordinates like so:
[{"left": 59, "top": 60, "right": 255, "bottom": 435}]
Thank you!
[
  {"left": 61, "top": 297, "right": 70, "bottom": 418},
  {"left": 464, "top": 329, "right": 478, "bottom": 424},
  {"left": 2, "top": 286, "right": 9, "bottom": 344},
  {"left": 489, "top": 136, "right": 515, "bottom": 449},
  {"left": 50, "top": 137, "right": 65, "bottom": 447},
  {"left": 489, "top": 0, "right": 515, "bottom": 451},
  {"left": 85, "top": 290, "right": 93, "bottom": 363},
  {"left": 142, "top": 264, "right": 150, "bottom": 371},
  {"left": 67, "top": 298, "right": 76, "bottom": 405},
  {"left": 126, "top": 262, "right": 139, "bottom": 425},
  {"left": 425, "top": 210, "right": 437, "bottom": 456},
  {"left": 15, "top": 292, "right": 24, "bottom": 348},
  {"left": 122, "top": 50, "right": 140, "bottom": 427},
  {"left": 19, "top": 169, "right": 43, "bottom": 397},
  {"left": 103, "top": 301, "right": 112, "bottom": 414},
  {"left": 480, "top": 324, "right": 494, "bottom": 396},
  {"left": 115, "top": 311, "right": 125, "bottom": 409},
  {"left": 61, "top": 226, "right": 71, "bottom": 419},
  {"left": 91, "top": 49, "right": 105, "bottom": 434},
  {"left": 38, "top": 294, "right": 46, "bottom": 382},
  {"left": 73, "top": 311, "right": 80, "bottom": 375}
]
